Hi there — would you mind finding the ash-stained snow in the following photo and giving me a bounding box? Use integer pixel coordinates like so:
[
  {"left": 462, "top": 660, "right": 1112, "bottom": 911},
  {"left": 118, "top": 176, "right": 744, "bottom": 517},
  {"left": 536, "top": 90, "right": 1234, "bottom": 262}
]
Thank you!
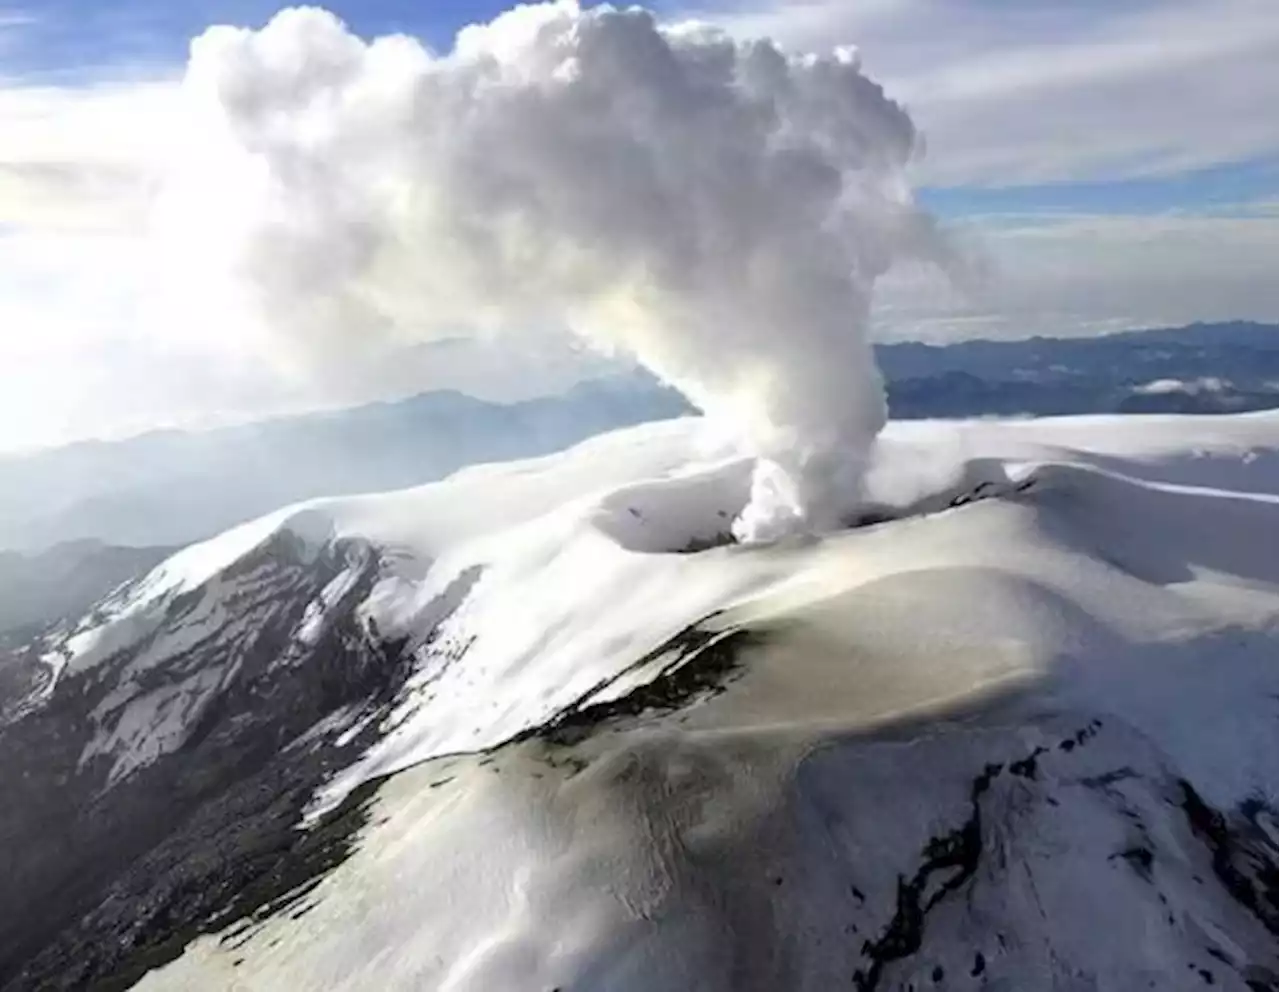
[
  {"left": 35, "top": 412, "right": 1276, "bottom": 804},
  {"left": 21, "top": 411, "right": 1277, "bottom": 992}
]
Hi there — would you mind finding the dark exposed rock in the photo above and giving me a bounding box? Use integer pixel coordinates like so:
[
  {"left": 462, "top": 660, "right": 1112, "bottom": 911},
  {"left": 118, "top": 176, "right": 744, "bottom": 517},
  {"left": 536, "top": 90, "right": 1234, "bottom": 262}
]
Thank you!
[
  {"left": 0, "top": 535, "right": 414, "bottom": 990},
  {"left": 851, "top": 756, "right": 1000, "bottom": 991},
  {"left": 519, "top": 619, "right": 756, "bottom": 747},
  {"left": 1178, "top": 781, "right": 1278, "bottom": 935}
]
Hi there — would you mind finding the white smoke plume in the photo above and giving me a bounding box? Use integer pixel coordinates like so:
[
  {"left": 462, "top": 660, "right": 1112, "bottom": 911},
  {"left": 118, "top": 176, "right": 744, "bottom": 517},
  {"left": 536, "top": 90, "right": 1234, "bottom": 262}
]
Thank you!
[{"left": 166, "top": 2, "right": 951, "bottom": 541}]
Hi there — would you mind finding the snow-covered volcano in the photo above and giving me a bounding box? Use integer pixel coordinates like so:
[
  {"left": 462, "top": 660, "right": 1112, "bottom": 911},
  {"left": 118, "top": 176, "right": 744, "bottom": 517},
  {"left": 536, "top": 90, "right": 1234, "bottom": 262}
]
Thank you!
[{"left": 1, "top": 412, "right": 1276, "bottom": 991}]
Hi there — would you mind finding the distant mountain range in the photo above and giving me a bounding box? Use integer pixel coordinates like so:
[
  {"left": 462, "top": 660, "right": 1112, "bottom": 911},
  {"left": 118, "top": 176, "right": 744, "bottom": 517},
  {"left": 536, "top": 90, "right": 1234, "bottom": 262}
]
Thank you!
[
  {"left": 879, "top": 320, "right": 1277, "bottom": 418},
  {"left": 0, "top": 377, "right": 690, "bottom": 553},
  {"left": 0, "top": 321, "right": 1273, "bottom": 555}
]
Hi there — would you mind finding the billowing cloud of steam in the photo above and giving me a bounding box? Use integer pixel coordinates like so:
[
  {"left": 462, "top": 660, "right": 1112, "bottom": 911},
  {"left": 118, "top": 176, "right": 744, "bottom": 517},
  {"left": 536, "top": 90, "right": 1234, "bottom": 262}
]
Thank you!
[{"left": 168, "top": 2, "right": 951, "bottom": 541}]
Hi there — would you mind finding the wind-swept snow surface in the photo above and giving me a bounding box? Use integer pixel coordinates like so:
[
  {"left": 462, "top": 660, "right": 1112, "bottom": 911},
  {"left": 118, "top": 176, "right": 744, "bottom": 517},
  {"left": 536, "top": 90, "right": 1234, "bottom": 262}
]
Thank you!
[{"left": 17, "top": 410, "right": 1251, "bottom": 992}]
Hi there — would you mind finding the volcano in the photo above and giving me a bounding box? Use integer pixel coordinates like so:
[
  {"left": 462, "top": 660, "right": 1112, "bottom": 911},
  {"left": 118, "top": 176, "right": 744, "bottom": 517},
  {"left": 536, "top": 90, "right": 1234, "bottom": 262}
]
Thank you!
[{"left": 0, "top": 411, "right": 1275, "bottom": 992}]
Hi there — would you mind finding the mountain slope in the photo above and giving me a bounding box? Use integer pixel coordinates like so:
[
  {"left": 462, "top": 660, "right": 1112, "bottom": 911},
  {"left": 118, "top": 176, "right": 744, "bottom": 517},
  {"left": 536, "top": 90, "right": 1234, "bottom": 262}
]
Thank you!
[{"left": 0, "top": 412, "right": 1275, "bottom": 991}]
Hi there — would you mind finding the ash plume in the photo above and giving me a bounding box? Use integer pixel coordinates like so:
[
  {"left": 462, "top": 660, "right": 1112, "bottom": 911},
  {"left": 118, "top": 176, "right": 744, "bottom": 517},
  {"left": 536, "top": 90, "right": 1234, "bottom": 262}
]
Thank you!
[{"left": 168, "top": 1, "right": 951, "bottom": 540}]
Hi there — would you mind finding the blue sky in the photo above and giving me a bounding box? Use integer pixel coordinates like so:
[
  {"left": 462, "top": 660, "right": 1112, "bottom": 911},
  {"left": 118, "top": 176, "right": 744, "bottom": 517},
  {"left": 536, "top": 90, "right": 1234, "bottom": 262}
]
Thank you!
[
  {"left": 0, "top": 0, "right": 1275, "bottom": 449},
  {"left": 6, "top": 0, "right": 702, "bottom": 74},
  {"left": 2, "top": 0, "right": 506, "bottom": 74}
]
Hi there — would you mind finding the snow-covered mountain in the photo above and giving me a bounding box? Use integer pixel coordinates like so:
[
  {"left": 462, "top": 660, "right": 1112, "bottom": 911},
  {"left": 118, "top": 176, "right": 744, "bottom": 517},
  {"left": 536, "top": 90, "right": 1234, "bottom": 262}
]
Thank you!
[{"left": 1, "top": 412, "right": 1275, "bottom": 991}]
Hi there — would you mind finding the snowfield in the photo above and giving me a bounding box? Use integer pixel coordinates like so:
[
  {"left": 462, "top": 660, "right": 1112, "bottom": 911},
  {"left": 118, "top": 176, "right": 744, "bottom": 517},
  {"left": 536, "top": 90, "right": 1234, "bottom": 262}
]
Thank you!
[{"left": 23, "top": 412, "right": 1278, "bottom": 991}]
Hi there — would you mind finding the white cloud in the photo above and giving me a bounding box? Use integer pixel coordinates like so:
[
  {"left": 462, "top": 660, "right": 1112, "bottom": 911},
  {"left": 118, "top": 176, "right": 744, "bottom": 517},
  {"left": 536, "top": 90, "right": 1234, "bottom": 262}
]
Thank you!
[
  {"left": 0, "top": 208, "right": 619, "bottom": 453},
  {"left": 706, "top": 0, "right": 1280, "bottom": 338},
  {"left": 711, "top": 0, "right": 1278, "bottom": 184},
  {"left": 0, "top": 81, "right": 176, "bottom": 167},
  {"left": 874, "top": 209, "right": 1279, "bottom": 339},
  {"left": 0, "top": 82, "right": 179, "bottom": 228},
  {"left": 0, "top": 8, "right": 38, "bottom": 48},
  {"left": 1132, "top": 376, "right": 1228, "bottom": 395},
  {"left": 0, "top": 54, "right": 616, "bottom": 451}
]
